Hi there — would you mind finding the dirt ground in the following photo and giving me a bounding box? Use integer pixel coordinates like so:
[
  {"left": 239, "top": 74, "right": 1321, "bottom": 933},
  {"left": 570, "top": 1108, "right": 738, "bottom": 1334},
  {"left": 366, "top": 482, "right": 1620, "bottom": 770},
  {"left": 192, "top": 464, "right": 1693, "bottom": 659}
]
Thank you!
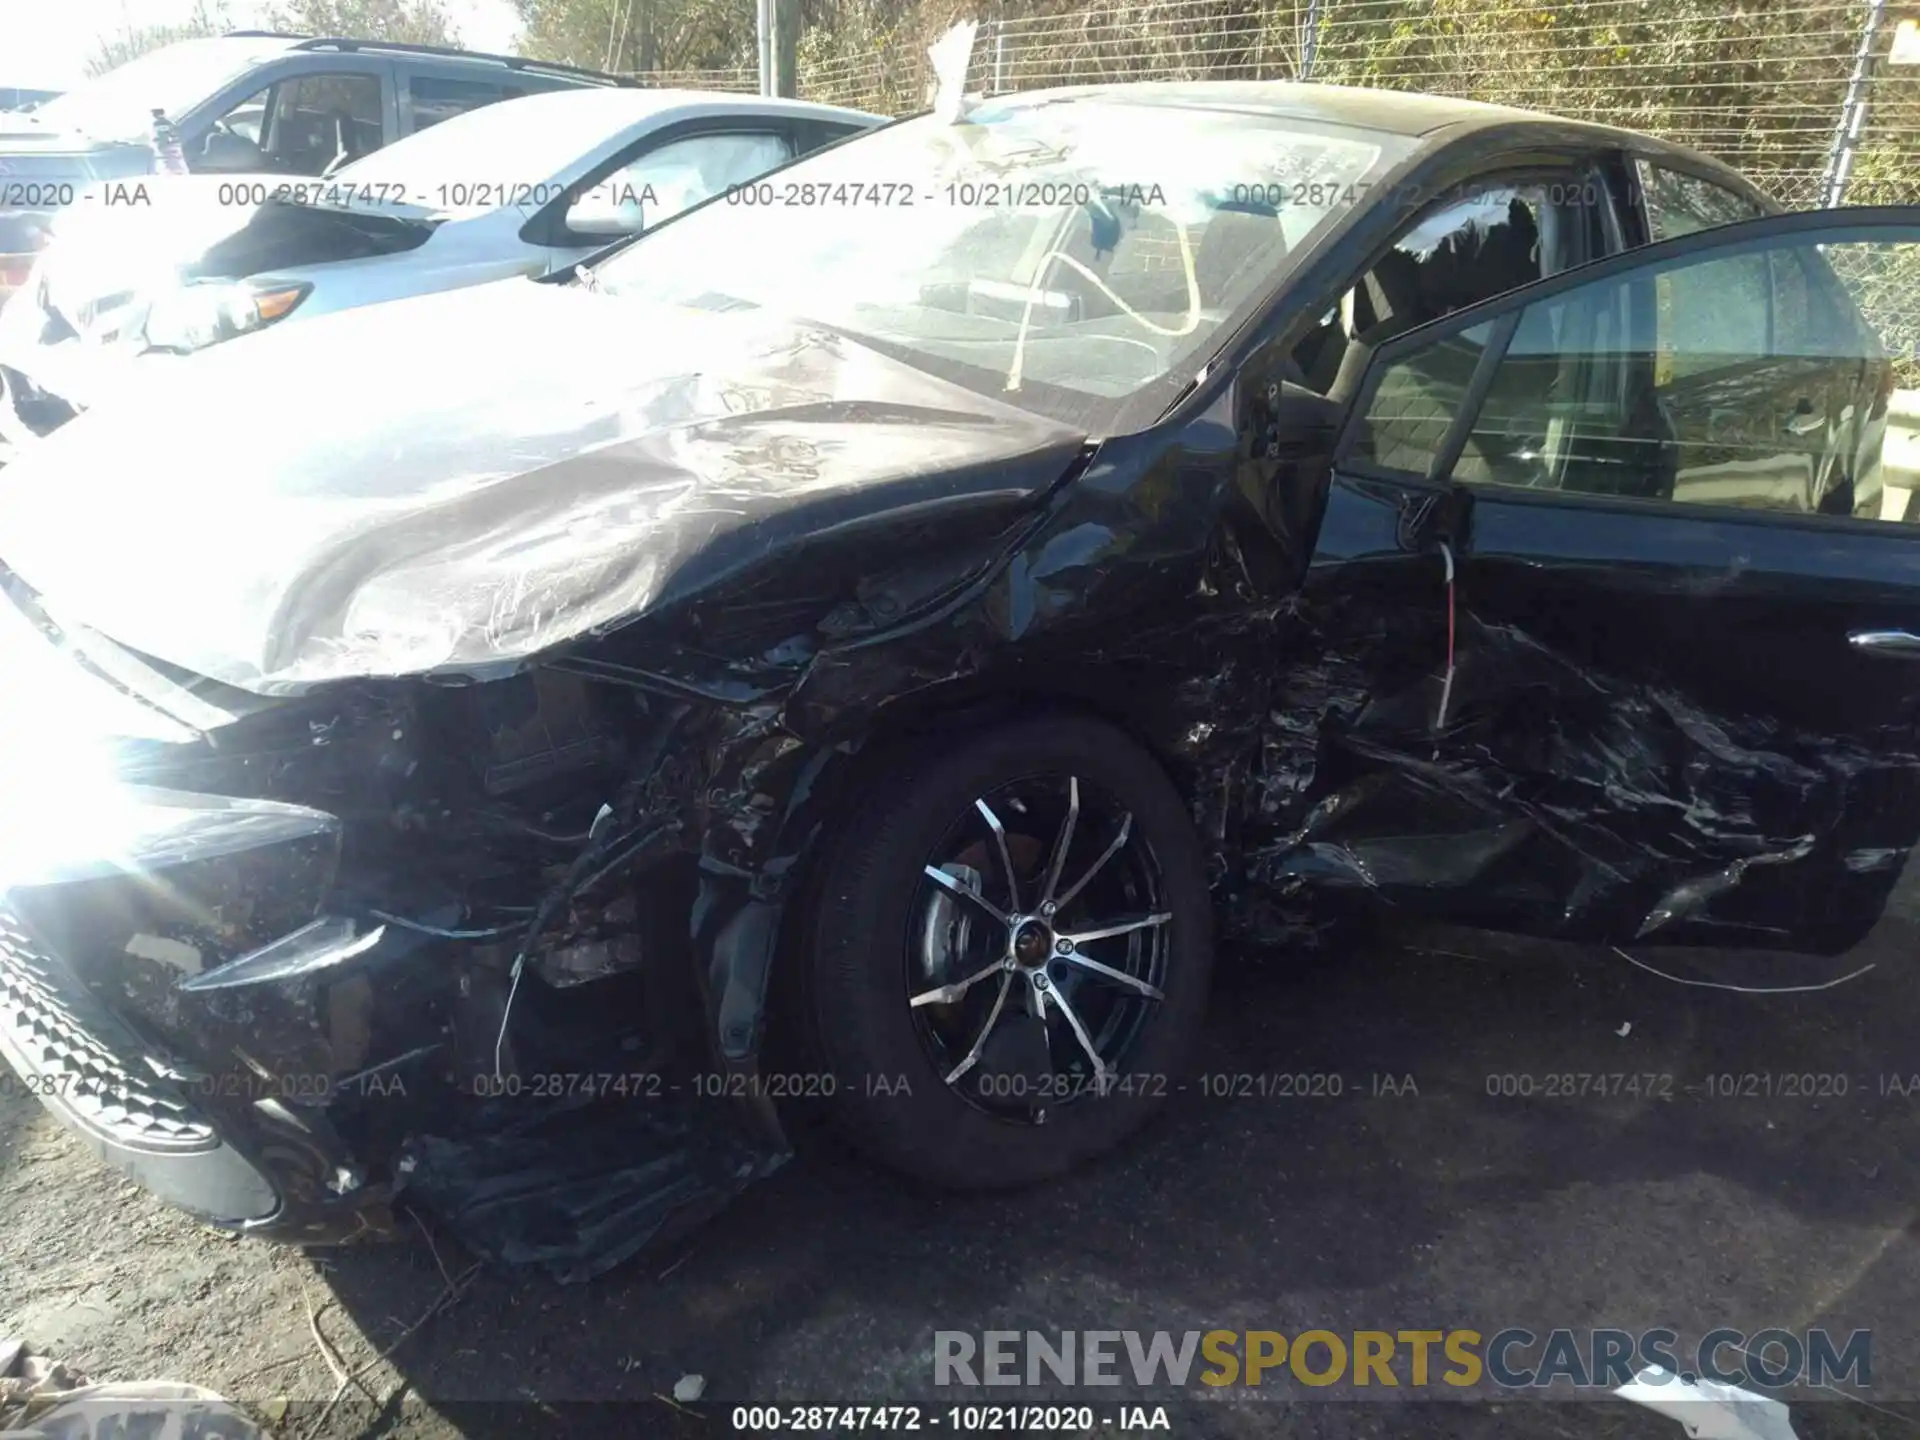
[{"left": 7, "top": 922, "right": 1920, "bottom": 1439}]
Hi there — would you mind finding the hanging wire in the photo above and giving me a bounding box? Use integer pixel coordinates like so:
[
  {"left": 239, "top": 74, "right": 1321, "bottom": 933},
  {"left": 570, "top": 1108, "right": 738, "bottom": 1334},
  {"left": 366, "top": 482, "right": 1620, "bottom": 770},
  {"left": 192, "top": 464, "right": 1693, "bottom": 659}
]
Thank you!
[{"left": 1610, "top": 947, "right": 1876, "bottom": 995}]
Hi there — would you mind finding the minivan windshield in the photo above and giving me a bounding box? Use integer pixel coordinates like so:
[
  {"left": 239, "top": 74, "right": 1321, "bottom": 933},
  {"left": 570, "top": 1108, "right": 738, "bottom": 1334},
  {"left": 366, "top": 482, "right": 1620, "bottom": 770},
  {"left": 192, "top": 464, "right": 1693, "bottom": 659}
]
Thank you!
[
  {"left": 33, "top": 39, "right": 279, "bottom": 141},
  {"left": 595, "top": 96, "right": 1411, "bottom": 427}
]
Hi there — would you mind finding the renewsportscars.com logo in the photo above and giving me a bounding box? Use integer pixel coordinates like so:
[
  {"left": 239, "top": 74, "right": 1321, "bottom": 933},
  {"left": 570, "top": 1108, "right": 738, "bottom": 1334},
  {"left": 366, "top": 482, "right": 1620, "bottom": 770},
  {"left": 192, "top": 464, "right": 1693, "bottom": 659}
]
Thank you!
[{"left": 933, "top": 1328, "right": 1871, "bottom": 1392}]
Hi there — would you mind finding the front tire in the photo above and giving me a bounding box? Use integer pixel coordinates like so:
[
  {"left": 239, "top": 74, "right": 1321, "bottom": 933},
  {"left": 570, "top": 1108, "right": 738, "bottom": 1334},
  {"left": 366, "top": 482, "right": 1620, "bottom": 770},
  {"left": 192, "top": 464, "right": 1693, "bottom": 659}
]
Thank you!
[{"left": 802, "top": 713, "right": 1212, "bottom": 1189}]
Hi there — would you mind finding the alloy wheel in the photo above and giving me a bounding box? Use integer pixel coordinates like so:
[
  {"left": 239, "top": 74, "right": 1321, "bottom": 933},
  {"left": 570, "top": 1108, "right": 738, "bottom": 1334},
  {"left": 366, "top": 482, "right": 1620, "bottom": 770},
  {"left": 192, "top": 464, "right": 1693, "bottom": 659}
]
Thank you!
[{"left": 905, "top": 773, "right": 1170, "bottom": 1119}]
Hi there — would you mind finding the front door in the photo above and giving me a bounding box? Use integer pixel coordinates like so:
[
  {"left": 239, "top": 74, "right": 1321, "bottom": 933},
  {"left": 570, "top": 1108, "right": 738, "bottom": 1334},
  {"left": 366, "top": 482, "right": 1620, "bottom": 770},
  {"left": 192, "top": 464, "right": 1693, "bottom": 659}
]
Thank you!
[{"left": 1307, "top": 208, "right": 1920, "bottom": 954}]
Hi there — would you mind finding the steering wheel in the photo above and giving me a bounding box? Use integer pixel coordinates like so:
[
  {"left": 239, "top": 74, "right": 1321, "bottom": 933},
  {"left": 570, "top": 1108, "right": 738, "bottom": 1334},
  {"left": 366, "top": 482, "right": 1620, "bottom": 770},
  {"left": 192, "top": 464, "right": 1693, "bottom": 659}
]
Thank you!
[{"left": 199, "top": 116, "right": 265, "bottom": 170}]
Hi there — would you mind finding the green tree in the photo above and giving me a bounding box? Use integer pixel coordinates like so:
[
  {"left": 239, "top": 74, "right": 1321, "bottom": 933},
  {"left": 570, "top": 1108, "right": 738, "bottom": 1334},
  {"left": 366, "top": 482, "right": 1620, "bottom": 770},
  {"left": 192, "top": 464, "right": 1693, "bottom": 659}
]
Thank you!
[
  {"left": 512, "top": 0, "right": 753, "bottom": 73},
  {"left": 88, "top": 0, "right": 234, "bottom": 75},
  {"left": 265, "top": 0, "right": 464, "bottom": 45}
]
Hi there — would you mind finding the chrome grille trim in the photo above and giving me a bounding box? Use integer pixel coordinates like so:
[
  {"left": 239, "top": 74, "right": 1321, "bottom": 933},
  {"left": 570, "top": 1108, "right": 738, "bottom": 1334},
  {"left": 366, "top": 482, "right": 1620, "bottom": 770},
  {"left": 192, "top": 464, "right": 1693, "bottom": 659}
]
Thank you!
[{"left": 0, "top": 907, "right": 218, "bottom": 1152}]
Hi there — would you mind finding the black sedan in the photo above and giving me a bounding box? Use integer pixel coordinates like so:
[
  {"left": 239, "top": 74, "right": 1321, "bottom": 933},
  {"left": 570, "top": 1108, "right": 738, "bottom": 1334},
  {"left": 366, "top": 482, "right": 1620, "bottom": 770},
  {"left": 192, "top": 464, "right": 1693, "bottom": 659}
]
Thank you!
[{"left": 0, "top": 80, "right": 1914, "bottom": 1279}]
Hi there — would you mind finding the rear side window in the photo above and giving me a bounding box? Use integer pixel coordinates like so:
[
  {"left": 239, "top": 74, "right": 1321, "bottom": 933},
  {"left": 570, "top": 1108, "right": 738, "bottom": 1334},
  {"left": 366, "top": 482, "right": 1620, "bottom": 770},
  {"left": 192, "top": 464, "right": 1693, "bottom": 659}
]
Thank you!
[
  {"left": 808, "top": 120, "right": 870, "bottom": 150},
  {"left": 406, "top": 74, "right": 506, "bottom": 132},
  {"left": 562, "top": 131, "right": 794, "bottom": 239},
  {"left": 1635, "top": 160, "right": 1767, "bottom": 241},
  {"left": 623, "top": 132, "right": 793, "bottom": 224}
]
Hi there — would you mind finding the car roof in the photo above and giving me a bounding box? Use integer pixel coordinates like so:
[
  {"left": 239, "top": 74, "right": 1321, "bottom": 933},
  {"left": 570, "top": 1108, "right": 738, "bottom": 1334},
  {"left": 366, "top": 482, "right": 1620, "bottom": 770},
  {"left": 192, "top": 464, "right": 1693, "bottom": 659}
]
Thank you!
[
  {"left": 450, "top": 85, "right": 883, "bottom": 129},
  {"left": 222, "top": 32, "right": 630, "bottom": 86},
  {"left": 160, "top": 35, "right": 311, "bottom": 67},
  {"left": 969, "top": 79, "right": 1762, "bottom": 194},
  {"left": 989, "top": 79, "right": 1599, "bottom": 138}
]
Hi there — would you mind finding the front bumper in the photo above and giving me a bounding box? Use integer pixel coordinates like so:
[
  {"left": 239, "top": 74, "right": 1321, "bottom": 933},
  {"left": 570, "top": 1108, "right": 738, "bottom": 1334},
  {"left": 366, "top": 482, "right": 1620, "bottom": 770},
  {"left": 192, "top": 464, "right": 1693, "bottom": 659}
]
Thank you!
[
  {"left": 0, "top": 582, "right": 797, "bottom": 1274},
  {"left": 0, "top": 908, "right": 404, "bottom": 1241},
  {"left": 0, "top": 906, "right": 283, "bottom": 1225},
  {"left": 0, "top": 786, "right": 415, "bottom": 1242},
  {"left": 0, "top": 764, "right": 790, "bottom": 1273}
]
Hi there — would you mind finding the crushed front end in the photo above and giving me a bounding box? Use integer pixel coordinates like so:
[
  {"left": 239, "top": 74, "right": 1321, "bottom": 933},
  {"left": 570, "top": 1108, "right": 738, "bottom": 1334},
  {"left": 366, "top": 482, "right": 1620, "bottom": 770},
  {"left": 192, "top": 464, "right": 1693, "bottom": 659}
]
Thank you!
[{"left": 0, "top": 571, "right": 791, "bottom": 1279}]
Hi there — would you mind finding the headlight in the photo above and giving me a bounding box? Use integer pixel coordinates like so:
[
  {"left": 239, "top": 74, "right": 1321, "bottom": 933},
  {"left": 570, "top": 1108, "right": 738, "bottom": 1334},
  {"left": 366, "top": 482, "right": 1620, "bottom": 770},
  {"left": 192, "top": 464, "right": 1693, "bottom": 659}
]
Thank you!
[{"left": 142, "top": 279, "right": 310, "bottom": 354}]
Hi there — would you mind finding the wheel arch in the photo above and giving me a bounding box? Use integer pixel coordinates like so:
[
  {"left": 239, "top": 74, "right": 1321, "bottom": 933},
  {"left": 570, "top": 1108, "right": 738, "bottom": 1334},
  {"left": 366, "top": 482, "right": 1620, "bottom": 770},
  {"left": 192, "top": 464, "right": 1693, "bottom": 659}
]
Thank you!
[{"left": 793, "top": 672, "right": 1196, "bottom": 883}]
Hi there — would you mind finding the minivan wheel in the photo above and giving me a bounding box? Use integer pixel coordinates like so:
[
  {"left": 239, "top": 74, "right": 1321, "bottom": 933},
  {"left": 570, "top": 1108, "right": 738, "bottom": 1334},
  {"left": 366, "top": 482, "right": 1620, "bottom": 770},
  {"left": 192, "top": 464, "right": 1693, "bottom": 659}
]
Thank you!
[{"left": 803, "top": 714, "right": 1212, "bottom": 1189}]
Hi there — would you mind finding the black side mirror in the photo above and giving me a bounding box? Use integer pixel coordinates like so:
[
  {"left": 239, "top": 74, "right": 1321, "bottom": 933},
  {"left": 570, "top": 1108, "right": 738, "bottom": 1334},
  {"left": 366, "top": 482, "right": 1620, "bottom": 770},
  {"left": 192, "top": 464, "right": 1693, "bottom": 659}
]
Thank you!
[{"left": 1253, "top": 378, "right": 1346, "bottom": 464}]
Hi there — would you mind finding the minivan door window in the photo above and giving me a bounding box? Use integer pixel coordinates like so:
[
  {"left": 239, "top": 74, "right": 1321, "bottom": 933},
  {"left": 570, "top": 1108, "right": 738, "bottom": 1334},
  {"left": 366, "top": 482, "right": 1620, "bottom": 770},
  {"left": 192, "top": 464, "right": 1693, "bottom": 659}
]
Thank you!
[
  {"left": 191, "top": 85, "right": 272, "bottom": 172},
  {"left": 405, "top": 75, "right": 507, "bottom": 133},
  {"left": 263, "top": 73, "right": 384, "bottom": 174}
]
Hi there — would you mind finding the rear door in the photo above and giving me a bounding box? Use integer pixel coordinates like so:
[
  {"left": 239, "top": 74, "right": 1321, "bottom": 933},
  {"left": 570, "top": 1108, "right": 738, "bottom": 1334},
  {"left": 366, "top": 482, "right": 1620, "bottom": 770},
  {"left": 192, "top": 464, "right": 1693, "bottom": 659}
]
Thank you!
[{"left": 1317, "top": 207, "right": 1920, "bottom": 953}]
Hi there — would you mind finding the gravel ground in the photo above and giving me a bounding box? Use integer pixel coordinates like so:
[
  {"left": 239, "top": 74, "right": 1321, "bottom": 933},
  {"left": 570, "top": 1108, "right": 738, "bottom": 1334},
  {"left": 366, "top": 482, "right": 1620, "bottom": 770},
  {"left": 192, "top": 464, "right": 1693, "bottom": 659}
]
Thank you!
[{"left": 6, "top": 922, "right": 1920, "bottom": 1439}]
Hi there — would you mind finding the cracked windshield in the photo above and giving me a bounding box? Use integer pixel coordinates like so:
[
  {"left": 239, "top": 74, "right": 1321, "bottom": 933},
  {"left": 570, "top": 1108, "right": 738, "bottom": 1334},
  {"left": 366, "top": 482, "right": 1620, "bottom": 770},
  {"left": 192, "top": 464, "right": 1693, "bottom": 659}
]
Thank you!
[{"left": 597, "top": 100, "right": 1406, "bottom": 423}]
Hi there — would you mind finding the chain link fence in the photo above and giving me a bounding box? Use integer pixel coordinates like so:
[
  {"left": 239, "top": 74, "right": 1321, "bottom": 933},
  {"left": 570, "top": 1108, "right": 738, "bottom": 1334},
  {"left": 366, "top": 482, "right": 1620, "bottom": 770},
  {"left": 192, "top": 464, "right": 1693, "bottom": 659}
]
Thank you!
[
  {"left": 794, "top": 1, "right": 1920, "bottom": 203},
  {"left": 633, "top": 1, "right": 1920, "bottom": 379},
  {"left": 623, "top": 66, "right": 759, "bottom": 90}
]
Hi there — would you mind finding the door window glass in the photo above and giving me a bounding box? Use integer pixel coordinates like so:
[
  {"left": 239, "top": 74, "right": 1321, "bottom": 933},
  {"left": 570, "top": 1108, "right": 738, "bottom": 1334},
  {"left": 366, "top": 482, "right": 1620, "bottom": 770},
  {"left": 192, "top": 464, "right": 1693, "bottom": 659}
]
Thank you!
[
  {"left": 1658, "top": 250, "right": 1769, "bottom": 381},
  {"left": 1295, "top": 179, "right": 1599, "bottom": 397},
  {"left": 1357, "top": 233, "right": 1918, "bottom": 523},
  {"left": 263, "top": 73, "right": 384, "bottom": 174},
  {"left": 190, "top": 85, "right": 271, "bottom": 172},
  {"left": 1635, "top": 160, "right": 1767, "bottom": 241},
  {"left": 565, "top": 131, "right": 792, "bottom": 238},
  {"left": 1350, "top": 322, "right": 1496, "bottom": 478},
  {"left": 406, "top": 75, "right": 505, "bottom": 132}
]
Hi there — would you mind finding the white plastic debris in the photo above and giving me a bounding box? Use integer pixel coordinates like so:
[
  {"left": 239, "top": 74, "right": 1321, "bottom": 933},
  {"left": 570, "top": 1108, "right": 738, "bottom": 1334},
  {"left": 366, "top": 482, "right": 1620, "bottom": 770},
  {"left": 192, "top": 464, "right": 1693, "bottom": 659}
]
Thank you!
[
  {"left": 0, "top": 1340, "right": 87, "bottom": 1418},
  {"left": 1616, "top": 1021, "right": 1633, "bottom": 1037},
  {"left": 672, "top": 1373, "right": 707, "bottom": 1403},
  {"left": 928, "top": 20, "right": 981, "bottom": 123},
  {"left": 4, "top": 1383, "right": 263, "bottom": 1440},
  {"left": 2, "top": 1341, "right": 262, "bottom": 1439},
  {"left": 1614, "top": 1364, "right": 1800, "bottom": 1440}
]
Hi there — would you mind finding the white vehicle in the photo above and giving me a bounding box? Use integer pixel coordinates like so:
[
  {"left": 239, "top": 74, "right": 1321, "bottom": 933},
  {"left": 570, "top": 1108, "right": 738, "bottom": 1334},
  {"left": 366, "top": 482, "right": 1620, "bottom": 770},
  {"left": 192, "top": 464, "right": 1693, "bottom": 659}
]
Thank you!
[{"left": 0, "top": 86, "right": 881, "bottom": 460}]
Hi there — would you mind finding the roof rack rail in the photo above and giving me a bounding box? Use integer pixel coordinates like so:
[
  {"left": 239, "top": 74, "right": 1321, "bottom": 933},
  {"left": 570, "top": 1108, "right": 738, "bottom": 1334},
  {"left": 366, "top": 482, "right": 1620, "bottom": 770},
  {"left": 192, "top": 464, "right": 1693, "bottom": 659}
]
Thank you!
[{"left": 221, "top": 31, "right": 635, "bottom": 86}]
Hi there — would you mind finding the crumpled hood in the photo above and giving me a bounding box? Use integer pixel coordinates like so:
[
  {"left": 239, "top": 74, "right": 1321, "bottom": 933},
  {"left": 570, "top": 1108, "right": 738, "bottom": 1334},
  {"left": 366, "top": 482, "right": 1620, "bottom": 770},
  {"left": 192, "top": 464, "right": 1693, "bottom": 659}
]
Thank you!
[{"left": 0, "top": 277, "right": 1087, "bottom": 694}]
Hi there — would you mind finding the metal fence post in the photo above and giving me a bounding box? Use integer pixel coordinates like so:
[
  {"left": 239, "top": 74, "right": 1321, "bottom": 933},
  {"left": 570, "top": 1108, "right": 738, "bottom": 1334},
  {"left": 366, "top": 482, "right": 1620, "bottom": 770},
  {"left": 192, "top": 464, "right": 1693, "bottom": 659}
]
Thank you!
[
  {"left": 993, "top": 21, "right": 1008, "bottom": 94},
  {"left": 774, "top": 0, "right": 799, "bottom": 96},
  {"left": 1822, "top": 0, "right": 1888, "bottom": 208},
  {"left": 757, "top": 0, "right": 774, "bottom": 96}
]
